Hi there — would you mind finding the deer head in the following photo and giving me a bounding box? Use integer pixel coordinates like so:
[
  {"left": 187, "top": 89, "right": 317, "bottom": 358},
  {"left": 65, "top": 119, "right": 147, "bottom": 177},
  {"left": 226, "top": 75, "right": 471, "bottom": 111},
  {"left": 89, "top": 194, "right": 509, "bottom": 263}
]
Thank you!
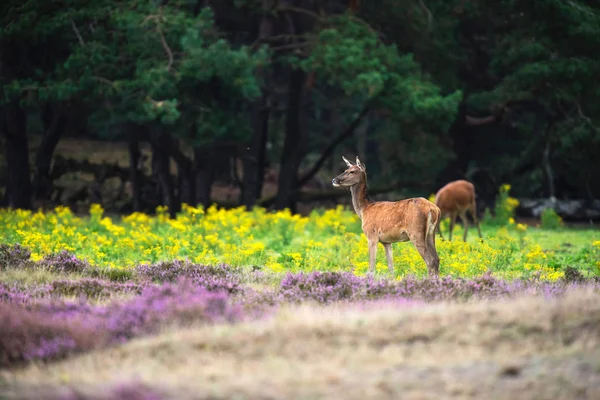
[{"left": 332, "top": 156, "right": 366, "bottom": 187}]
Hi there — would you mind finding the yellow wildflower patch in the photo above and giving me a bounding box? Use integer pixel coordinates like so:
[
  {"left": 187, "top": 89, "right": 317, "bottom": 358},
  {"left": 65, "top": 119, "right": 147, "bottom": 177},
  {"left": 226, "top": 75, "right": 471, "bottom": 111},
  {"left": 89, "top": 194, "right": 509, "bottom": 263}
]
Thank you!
[{"left": 0, "top": 203, "right": 595, "bottom": 282}]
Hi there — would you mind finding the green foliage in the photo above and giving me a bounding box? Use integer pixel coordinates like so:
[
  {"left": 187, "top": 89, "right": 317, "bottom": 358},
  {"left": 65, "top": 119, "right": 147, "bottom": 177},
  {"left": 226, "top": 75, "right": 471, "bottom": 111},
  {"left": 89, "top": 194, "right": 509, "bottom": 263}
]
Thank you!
[
  {"left": 483, "top": 184, "right": 520, "bottom": 227},
  {"left": 540, "top": 208, "right": 564, "bottom": 230},
  {"left": 302, "top": 14, "right": 461, "bottom": 133}
]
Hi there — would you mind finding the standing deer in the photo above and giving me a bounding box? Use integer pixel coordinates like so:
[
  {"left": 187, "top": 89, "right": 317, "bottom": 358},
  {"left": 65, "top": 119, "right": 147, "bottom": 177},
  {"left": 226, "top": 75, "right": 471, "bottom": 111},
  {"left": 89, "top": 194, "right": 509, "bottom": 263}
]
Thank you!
[
  {"left": 332, "top": 156, "right": 441, "bottom": 277},
  {"left": 434, "top": 179, "right": 482, "bottom": 241}
]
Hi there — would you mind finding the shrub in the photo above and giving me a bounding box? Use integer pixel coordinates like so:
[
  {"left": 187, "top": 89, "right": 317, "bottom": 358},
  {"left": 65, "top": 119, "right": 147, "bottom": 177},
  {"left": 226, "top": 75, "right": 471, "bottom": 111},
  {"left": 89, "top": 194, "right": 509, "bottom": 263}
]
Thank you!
[
  {"left": 135, "top": 261, "right": 242, "bottom": 294},
  {"left": 0, "top": 243, "right": 31, "bottom": 269},
  {"left": 0, "top": 303, "right": 104, "bottom": 368},
  {"left": 483, "top": 184, "right": 520, "bottom": 226},
  {"left": 0, "top": 278, "right": 243, "bottom": 367},
  {"left": 279, "top": 271, "right": 399, "bottom": 304},
  {"left": 49, "top": 279, "right": 146, "bottom": 298},
  {"left": 540, "top": 207, "right": 564, "bottom": 229},
  {"left": 38, "top": 251, "right": 91, "bottom": 274},
  {"left": 277, "top": 271, "right": 600, "bottom": 304}
]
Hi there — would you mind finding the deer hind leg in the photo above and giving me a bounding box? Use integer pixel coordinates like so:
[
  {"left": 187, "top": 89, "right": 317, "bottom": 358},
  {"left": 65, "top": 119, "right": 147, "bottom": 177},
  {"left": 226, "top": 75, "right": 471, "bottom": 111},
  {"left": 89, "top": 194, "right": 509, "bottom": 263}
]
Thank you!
[
  {"left": 436, "top": 217, "right": 445, "bottom": 241},
  {"left": 368, "top": 238, "right": 378, "bottom": 275},
  {"left": 448, "top": 214, "right": 457, "bottom": 241},
  {"left": 425, "top": 220, "right": 440, "bottom": 277},
  {"left": 471, "top": 201, "right": 483, "bottom": 239},
  {"left": 460, "top": 212, "right": 469, "bottom": 242},
  {"left": 383, "top": 243, "right": 394, "bottom": 274},
  {"left": 411, "top": 235, "right": 440, "bottom": 278}
]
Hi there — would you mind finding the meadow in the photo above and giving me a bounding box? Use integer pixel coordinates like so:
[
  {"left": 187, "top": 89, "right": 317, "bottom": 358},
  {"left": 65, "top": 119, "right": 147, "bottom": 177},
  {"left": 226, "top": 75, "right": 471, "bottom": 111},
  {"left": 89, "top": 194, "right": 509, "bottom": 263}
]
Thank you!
[{"left": 1, "top": 187, "right": 600, "bottom": 399}]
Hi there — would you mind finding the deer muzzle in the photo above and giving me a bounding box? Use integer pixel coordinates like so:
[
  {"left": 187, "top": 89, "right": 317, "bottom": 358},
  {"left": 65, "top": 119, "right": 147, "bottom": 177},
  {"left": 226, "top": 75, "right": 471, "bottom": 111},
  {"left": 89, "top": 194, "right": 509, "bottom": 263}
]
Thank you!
[{"left": 332, "top": 178, "right": 340, "bottom": 187}]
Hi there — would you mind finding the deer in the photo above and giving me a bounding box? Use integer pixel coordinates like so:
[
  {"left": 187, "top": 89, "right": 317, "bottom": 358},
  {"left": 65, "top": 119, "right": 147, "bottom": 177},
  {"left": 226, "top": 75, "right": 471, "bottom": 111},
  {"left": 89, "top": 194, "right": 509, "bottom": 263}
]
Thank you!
[
  {"left": 434, "top": 179, "right": 482, "bottom": 242},
  {"left": 332, "top": 156, "right": 441, "bottom": 277}
]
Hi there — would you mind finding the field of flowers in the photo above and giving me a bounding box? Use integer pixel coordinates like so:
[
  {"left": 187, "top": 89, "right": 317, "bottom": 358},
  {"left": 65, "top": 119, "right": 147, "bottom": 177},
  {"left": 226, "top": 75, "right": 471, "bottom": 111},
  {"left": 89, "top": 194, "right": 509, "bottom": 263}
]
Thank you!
[
  {"left": 1, "top": 196, "right": 598, "bottom": 281},
  {"left": 1, "top": 191, "right": 599, "bottom": 399}
]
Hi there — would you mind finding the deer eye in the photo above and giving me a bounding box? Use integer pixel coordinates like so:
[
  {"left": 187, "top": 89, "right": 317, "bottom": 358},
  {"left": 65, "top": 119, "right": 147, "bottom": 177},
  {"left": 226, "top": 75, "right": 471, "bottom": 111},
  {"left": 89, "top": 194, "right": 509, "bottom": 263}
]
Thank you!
[{"left": 349, "top": 170, "right": 355, "bottom": 174}]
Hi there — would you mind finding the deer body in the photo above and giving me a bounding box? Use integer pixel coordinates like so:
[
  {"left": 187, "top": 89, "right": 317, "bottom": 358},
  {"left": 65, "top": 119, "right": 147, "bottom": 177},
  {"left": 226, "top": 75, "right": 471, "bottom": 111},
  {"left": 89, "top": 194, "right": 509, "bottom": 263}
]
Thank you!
[
  {"left": 434, "top": 179, "right": 482, "bottom": 241},
  {"left": 333, "top": 156, "right": 441, "bottom": 277}
]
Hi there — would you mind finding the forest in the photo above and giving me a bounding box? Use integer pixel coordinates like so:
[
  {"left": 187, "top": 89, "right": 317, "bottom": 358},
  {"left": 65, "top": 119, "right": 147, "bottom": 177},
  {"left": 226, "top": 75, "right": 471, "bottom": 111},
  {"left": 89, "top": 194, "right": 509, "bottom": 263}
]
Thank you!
[{"left": 2, "top": 0, "right": 600, "bottom": 218}]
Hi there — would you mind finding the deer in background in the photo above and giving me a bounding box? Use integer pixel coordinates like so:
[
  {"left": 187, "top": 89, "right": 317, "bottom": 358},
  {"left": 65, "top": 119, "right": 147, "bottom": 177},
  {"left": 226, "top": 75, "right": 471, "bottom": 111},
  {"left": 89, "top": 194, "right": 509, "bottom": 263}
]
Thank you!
[
  {"left": 332, "top": 156, "right": 441, "bottom": 277},
  {"left": 434, "top": 179, "right": 482, "bottom": 241}
]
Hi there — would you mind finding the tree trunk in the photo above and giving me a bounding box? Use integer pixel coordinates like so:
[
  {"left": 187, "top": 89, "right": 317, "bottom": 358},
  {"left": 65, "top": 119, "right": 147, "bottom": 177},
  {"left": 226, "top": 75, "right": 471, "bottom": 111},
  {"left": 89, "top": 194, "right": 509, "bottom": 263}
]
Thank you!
[
  {"left": 194, "top": 144, "right": 217, "bottom": 210},
  {"left": 177, "top": 160, "right": 196, "bottom": 207},
  {"left": 150, "top": 131, "right": 178, "bottom": 218},
  {"left": 434, "top": 101, "right": 470, "bottom": 190},
  {"left": 33, "top": 104, "right": 67, "bottom": 203},
  {"left": 542, "top": 124, "right": 555, "bottom": 199},
  {"left": 241, "top": 93, "right": 270, "bottom": 209},
  {"left": 127, "top": 128, "right": 142, "bottom": 212},
  {"left": 2, "top": 102, "right": 32, "bottom": 210},
  {"left": 273, "top": 68, "right": 307, "bottom": 212}
]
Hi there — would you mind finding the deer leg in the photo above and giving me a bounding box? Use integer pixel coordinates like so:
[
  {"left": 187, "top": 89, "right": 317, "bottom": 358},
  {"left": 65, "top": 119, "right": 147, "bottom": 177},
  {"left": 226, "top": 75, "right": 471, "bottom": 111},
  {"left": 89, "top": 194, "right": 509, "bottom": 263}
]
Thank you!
[
  {"left": 411, "top": 236, "right": 439, "bottom": 278},
  {"left": 425, "top": 227, "right": 440, "bottom": 276},
  {"left": 383, "top": 243, "right": 394, "bottom": 274},
  {"left": 471, "top": 203, "right": 483, "bottom": 239},
  {"left": 460, "top": 212, "right": 469, "bottom": 242},
  {"left": 437, "top": 219, "right": 445, "bottom": 241},
  {"left": 368, "top": 238, "right": 378, "bottom": 275},
  {"left": 449, "top": 214, "right": 456, "bottom": 241}
]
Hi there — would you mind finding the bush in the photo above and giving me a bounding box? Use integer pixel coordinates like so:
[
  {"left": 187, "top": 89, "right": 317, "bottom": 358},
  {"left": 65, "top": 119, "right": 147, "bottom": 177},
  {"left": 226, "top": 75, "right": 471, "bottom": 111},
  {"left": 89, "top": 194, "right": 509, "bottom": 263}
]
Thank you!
[
  {"left": 38, "top": 250, "right": 91, "bottom": 274},
  {"left": 0, "top": 243, "right": 31, "bottom": 269},
  {"left": 540, "top": 207, "right": 564, "bottom": 229},
  {"left": 279, "top": 271, "right": 399, "bottom": 304},
  {"left": 49, "top": 279, "right": 146, "bottom": 298},
  {"left": 0, "top": 278, "right": 243, "bottom": 367},
  {"left": 0, "top": 303, "right": 104, "bottom": 368},
  {"left": 134, "top": 260, "right": 242, "bottom": 294},
  {"left": 483, "top": 184, "right": 520, "bottom": 226},
  {"left": 277, "top": 271, "right": 596, "bottom": 304}
]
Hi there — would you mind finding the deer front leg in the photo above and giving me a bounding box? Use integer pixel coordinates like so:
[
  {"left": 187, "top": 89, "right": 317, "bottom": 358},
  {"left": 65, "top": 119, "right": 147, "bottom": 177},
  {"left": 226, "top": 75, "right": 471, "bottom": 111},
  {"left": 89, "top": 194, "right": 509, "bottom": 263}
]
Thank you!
[
  {"left": 449, "top": 214, "right": 456, "bottom": 241},
  {"left": 368, "top": 238, "right": 378, "bottom": 275},
  {"left": 383, "top": 243, "right": 394, "bottom": 274},
  {"left": 460, "top": 212, "right": 469, "bottom": 242}
]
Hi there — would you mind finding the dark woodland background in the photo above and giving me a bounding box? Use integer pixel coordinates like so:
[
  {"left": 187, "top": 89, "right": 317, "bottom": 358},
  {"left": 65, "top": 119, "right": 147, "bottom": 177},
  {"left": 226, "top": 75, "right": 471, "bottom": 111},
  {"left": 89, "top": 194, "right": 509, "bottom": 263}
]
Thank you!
[{"left": 2, "top": 0, "right": 600, "bottom": 219}]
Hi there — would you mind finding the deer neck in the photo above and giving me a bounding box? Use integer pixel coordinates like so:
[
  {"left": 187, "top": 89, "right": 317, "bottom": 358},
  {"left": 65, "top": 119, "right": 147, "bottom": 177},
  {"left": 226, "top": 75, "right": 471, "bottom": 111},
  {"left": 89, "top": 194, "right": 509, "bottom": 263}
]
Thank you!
[{"left": 350, "top": 173, "right": 371, "bottom": 219}]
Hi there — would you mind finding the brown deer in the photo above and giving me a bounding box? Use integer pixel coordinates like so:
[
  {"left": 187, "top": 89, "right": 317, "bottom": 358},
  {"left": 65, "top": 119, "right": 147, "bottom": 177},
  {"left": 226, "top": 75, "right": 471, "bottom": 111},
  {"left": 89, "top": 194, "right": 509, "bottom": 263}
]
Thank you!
[
  {"left": 332, "top": 156, "right": 441, "bottom": 277},
  {"left": 434, "top": 179, "right": 482, "bottom": 241}
]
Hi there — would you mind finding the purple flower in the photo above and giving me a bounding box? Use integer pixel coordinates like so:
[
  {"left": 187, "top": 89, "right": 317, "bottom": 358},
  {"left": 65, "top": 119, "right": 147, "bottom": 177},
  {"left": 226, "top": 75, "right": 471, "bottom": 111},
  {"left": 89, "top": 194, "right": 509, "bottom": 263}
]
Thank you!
[
  {"left": 38, "top": 251, "right": 90, "bottom": 274},
  {"left": 135, "top": 260, "right": 242, "bottom": 294},
  {"left": 0, "top": 278, "right": 242, "bottom": 368}
]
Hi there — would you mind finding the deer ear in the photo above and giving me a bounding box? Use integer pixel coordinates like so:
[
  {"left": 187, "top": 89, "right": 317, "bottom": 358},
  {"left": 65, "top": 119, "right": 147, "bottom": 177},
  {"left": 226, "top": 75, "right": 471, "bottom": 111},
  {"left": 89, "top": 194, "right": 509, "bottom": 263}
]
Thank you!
[
  {"left": 356, "top": 156, "right": 365, "bottom": 170},
  {"left": 342, "top": 156, "right": 353, "bottom": 167}
]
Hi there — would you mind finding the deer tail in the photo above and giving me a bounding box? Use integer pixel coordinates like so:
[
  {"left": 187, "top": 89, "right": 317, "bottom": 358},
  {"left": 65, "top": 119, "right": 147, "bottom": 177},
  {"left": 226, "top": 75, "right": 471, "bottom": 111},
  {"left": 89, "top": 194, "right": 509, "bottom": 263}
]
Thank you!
[{"left": 425, "top": 207, "right": 439, "bottom": 244}]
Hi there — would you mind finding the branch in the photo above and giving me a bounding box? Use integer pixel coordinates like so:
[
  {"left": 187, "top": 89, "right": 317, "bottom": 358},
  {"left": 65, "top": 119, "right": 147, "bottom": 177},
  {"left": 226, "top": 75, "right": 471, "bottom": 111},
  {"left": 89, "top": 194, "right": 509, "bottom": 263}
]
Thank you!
[
  {"left": 70, "top": 19, "right": 85, "bottom": 46},
  {"left": 276, "top": 5, "right": 324, "bottom": 21},
  {"left": 465, "top": 114, "right": 497, "bottom": 126},
  {"left": 271, "top": 42, "right": 310, "bottom": 52},
  {"left": 157, "top": 25, "right": 174, "bottom": 72},
  {"left": 257, "top": 183, "right": 398, "bottom": 207},
  {"left": 417, "top": 0, "right": 433, "bottom": 30},
  {"left": 297, "top": 101, "right": 372, "bottom": 187},
  {"left": 575, "top": 100, "right": 599, "bottom": 132},
  {"left": 92, "top": 76, "right": 115, "bottom": 86}
]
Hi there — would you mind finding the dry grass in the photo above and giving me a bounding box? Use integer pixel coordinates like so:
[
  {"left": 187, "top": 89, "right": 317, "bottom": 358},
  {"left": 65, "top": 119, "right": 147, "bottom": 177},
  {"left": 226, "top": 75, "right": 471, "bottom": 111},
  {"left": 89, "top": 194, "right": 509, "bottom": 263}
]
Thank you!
[{"left": 2, "top": 288, "right": 600, "bottom": 399}]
